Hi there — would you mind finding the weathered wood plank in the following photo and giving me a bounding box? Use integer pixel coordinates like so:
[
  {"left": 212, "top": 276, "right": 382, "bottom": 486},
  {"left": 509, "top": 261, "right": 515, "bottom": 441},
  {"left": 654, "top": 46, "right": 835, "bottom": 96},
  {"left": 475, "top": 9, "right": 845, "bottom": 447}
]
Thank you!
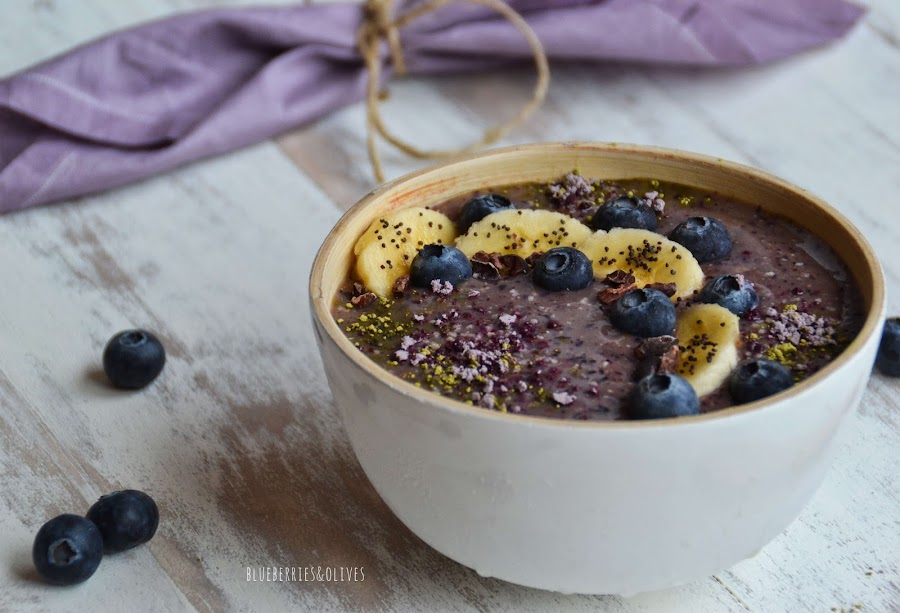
[{"left": 0, "top": 141, "right": 342, "bottom": 611}]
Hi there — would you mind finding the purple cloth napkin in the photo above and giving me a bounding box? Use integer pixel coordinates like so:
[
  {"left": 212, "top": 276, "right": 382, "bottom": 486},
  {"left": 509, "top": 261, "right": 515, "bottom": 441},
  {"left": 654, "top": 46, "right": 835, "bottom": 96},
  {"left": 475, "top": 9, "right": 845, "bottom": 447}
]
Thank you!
[{"left": 0, "top": 0, "right": 864, "bottom": 213}]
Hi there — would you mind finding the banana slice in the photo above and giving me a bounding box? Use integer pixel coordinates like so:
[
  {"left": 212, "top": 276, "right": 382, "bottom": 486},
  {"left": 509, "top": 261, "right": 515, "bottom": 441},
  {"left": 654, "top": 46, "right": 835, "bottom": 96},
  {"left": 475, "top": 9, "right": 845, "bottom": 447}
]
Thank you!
[
  {"left": 354, "top": 207, "right": 453, "bottom": 256},
  {"left": 354, "top": 207, "right": 456, "bottom": 297},
  {"left": 581, "top": 228, "right": 704, "bottom": 300},
  {"left": 455, "top": 209, "right": 592, "bottom": 259},
  {"left": 675, "top": 303, "right": 741, "bottom": 396}
]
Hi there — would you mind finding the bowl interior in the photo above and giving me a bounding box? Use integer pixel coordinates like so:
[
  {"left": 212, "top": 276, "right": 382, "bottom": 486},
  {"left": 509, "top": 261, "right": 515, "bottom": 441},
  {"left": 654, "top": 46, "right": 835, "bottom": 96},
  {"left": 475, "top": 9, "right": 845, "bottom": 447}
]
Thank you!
[{"left": 310, "top": 142, "right": 884, "bottom": 424}]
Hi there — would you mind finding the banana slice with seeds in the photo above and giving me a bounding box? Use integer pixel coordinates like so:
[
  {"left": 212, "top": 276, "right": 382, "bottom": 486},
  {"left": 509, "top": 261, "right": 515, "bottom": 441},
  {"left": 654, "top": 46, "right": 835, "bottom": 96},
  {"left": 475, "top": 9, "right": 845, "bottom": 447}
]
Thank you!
[
  {"left": 675, "top": 303, "right": 741, "bottom": 396},
  {"left": 455, "top": 209, "right": 593, "bottom": 259},
  {"left": 581, "top": 228, "right": 704, "bottom": 300},
  {"left": 354, "top": 208, "right": 452, "bottom": 256},
  {"left": 354, "top": 207, "right": 456, "bottom": 297}
]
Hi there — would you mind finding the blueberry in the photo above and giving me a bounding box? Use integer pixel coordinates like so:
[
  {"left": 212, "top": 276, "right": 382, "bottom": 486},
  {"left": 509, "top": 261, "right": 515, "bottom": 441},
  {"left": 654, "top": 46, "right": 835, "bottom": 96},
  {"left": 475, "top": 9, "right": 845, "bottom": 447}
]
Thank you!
[
  {"left": 668, "top": 216, "right": 733, "bottom": 262},
  {"left": 86, "top": 490, "right": 159, "bottom": 553},
  {"left": 630, "top": 373, "right": 700, "bottom": 419},
  {"left": 728, "top": 359, "right": 794, "bottom": 404},
  {"left": 32, "top": 514, "right": 103, "bottom": 585},
  {"left": 590, "top": 195, "right": 657, "bottom": 232},
  {"left": 532, "top": 247, "right": 594, "bottom": 292},
  {"left": 698, "top": 274, "right": 759, "bottom": 316},
  {"left": 103, "top": 330, "right": 166, "bottom": 389},
  {"left": 457, "top": 194, "right": 515, "bottom": 232},
  {"left": 875, "top": 318, "right": 900, "bottom": 377},
  {"left": 609, "top": 288, "right": 676, "bottom": 337},
  {"left": 409, "top": 244, "right": 472, "bottom": 288}
]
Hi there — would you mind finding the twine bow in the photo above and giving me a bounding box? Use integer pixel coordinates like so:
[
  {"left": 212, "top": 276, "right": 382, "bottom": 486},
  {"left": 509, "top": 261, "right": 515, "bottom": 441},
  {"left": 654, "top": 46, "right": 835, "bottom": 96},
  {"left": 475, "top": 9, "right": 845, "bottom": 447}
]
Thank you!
[{"left": 356, "top": 0, "right": 550, "bottom": 183}]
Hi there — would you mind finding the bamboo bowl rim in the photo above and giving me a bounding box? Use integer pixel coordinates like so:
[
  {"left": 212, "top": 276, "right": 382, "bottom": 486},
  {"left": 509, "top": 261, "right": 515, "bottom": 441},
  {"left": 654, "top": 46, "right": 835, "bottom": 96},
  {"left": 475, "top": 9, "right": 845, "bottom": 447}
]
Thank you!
[{"left": 310, "top": 142, "right": 886, "bottom": 429}]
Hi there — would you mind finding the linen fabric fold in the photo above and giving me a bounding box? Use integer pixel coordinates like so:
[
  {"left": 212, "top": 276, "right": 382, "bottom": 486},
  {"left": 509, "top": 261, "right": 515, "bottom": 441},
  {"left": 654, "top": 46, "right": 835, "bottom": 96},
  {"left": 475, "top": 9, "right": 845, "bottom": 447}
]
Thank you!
[{"left": 0, "top": 0, "right": 864, "bottom": 212}]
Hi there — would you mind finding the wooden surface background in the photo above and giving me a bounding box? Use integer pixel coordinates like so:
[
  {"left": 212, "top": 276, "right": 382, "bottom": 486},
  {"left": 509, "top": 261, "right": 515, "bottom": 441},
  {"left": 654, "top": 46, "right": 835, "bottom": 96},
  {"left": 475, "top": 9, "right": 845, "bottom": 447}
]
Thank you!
[{"left": 1, "top": 1, "right": 898, "bottom": 611}]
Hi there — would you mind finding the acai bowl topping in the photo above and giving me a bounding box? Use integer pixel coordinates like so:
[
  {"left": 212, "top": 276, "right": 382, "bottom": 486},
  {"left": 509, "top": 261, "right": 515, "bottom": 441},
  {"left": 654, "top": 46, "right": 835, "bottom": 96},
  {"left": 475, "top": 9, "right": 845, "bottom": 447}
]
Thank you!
[{"left": 334, "top": 173, "right": 863, "bottom": 421}]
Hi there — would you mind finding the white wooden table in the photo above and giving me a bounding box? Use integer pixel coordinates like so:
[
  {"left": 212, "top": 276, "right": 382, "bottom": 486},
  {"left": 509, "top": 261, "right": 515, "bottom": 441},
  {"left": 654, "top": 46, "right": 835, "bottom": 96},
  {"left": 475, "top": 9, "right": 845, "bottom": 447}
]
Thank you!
[{"left": 1, "top": 1, "right": 898, "bottom": 611}]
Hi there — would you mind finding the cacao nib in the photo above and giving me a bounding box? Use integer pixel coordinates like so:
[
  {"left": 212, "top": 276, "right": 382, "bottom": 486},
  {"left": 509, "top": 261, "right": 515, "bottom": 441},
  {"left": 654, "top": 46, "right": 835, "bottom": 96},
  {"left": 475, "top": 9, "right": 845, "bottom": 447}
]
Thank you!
[
  {"left": 645, "top": 282, "right": 677, "bottom": 297},
  {"left": 598, "top": 284, "right": 637, "bottom": 304},
  {"left": 392, "top": 275, "right": 410, "bottom": 297},
  {"left": 498, "top": 254, "right": 529, "bottom": 276},
  {"left": 634, "top": 335, "right": 678, "bottom": 360},
  {"left": 525, "top": 252, "right": 545, "bottom": 268},
  {"left": 605, "top": 270, "right": 636, "bottom": 286},
  {"left": 350, "top": 292, "right": 377, "bottom": 308}
]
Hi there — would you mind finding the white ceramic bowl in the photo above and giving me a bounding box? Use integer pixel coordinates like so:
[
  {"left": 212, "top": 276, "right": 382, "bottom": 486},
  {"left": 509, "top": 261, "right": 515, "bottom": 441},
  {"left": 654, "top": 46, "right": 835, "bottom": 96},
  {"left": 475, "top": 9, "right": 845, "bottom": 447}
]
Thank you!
[{"left": 309, "top": 143, "right": 885, "bottom": 595}]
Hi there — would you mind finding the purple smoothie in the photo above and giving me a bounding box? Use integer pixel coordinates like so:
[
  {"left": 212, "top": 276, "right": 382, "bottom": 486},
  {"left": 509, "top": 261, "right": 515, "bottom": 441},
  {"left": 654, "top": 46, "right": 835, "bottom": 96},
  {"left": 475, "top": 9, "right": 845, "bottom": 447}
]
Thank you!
[{"left": 334, "top": 175, "right": 863, "bottom": 420}]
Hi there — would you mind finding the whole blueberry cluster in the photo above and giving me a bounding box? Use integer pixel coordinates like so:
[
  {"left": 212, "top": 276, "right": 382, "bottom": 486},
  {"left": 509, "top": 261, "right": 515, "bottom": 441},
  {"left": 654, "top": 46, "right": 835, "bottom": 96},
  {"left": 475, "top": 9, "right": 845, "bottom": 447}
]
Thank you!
[
  {"left": 31, "top": 329, "right": 167, "bottom": 586},
  {"left": 33, "top": 490, "right": 159, "bottom": 585}
]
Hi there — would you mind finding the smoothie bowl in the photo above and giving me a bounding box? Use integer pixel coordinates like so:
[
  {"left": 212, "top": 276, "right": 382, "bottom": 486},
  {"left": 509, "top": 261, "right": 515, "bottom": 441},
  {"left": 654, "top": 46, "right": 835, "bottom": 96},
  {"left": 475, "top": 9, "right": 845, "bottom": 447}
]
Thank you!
[{"left": 309, "top": 142, "right": 885, "bottom": 595}]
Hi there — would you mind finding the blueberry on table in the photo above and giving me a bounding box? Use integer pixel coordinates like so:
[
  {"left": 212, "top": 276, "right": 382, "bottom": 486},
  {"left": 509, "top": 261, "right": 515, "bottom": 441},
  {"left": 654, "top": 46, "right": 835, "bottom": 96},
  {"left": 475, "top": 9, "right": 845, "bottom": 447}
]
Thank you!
[
  {"left": 532, "top": 247, "right": 594, "bottom": 291},
  {"left": 875, "top": 318, "right": 900, "bottom": 377},
  {"left": 630, "top": 373, "right": 700, "bottom": 419},
  {"left": 457, "top": 194, "right": 515, "bottom": 233},
  {"left": 698, "top": 274, "right": 759, "bottom": 316},
  {"left": 590, "top": 195, "right": 657, "bottom": 232},
  {"left": 409, "top": 244, "right": 473, "bottom": 288},
  {"left": 86, "top": 490, "right": 159, "bottom": 553},
  {"left": 609, "top": 288, "right": 676, "bottom": 337},
  {"left": 728, "top": 359, "right": 794, "bottom": 403},
  {"left": 32, "top": 514, "right": 103, "bottom": 585},
  {"left": 668, "top": 216, "right": 733, "bottom": 262},
  {"left": 103, "top": 330, "right": 166, "bottom": 389}
]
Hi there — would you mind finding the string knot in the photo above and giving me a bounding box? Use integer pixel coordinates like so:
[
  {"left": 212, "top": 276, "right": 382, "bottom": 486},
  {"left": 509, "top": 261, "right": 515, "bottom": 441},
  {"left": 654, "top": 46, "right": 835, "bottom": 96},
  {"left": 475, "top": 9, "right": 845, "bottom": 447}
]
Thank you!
[
  {"left": 357, "top": 0, "right": 550, "bottom": 183},
  {"left": 361, "top": 0, "right": 407, "bottom": 76}
]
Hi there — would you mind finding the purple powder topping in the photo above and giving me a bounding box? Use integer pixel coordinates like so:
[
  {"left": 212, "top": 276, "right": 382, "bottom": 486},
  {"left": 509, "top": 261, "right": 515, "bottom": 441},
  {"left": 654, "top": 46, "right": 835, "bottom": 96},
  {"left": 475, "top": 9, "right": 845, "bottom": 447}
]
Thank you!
[
  {"left": 548, "top": 173, "right": 595, "bottom": 209},
  {"left": 763, "top": 306, "right": 836, "bottom": 346},
  {"left": 552, "top": 391, "right": 577, "bottom": 405},
  {"left": 431, "top": 279, "right": 454, "bottom": 295},
  {"left": 643, "top": 191, "right": 666, "bottom": 213}
]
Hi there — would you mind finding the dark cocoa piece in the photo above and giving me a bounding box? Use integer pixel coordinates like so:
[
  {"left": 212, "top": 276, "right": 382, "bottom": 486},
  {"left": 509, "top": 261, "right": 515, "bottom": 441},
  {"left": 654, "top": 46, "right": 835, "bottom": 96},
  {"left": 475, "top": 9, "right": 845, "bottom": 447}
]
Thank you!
[
  {"left": 471, "top": 251, "right": 503, "bottom": 281},
  {"left": 645, "top": 282, "right": 677, "bottom": 297},
  {"left": 634, "top": 335, "right": 678, "bottom": 360},
  {"left": 598, "top": 284, "right": 637, "bottom": 304},
  {"left": 472, "top": 262, "right": 501, "bottom": 281},
  {"left": 632, "top": 342, "right": 680, "bottom": 380},
  {"left": 350, "top": 292, "right": 377, "bottom": 308},
  {"left": 658, "top": 345, "right": 680, "bottom": 373},
  {"left": 392, "top": 275, "right": 410, "bottom": 297},
  {"left": 472, "top": 251, "right": 530, "bottom": 280},
  {"left": 525, "top": 252, "right": 545, "bottom": 268},
  {"left": 605, "top": 270, "right": 636, "bottom": 286},
  {"left": 498, "top": 254, "right": 529, "bottom": 276}
]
